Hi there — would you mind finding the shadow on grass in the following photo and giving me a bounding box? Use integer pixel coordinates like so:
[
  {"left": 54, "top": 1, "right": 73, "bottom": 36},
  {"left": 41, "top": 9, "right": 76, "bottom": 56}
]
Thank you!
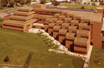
[{"left": 23, "top": 52, "right": 33, "bottom": 68}]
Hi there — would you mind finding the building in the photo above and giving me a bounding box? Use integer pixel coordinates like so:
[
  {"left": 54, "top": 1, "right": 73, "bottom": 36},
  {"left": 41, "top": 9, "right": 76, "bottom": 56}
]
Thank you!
[{"left": 2, "top": 4, "right": 104, "bottom": 54}]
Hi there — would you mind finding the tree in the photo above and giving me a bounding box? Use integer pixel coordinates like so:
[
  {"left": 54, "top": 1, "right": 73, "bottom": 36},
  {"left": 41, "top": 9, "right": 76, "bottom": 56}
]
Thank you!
[
  {"left": 26, "top": 0, "right": 31, "bottom": 4},
  {"left": 40, "top": 0, "right": 47, "bottom": 4},
  {"left": 51, "top": 0, "right": 60, "bottom": 6},
  {"left": 4, "top": 56, "right": 9, "bottom": 62}
]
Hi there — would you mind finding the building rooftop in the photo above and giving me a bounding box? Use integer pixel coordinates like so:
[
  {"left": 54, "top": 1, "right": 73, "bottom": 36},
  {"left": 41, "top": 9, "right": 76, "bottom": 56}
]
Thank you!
[
  {"left": 71, "top": 20, "right": 79, "bottom": 23},
  {"left": 10, "top": 14, "right": 34, "bottom": 19},
  {"left": 52, "top": 18, "right": 58, "bottom": 20},
  {"left": 66, "top": 33, "right": 76, "bottom": 37},
  {"left": 49, "top": 23, "right": 56, "bottom": 25},
  {"left": 67, "top": 11, "right": 102, "bottom": 22},
  {"left": 69, "top": 26, "right": 78, "bottom": 29},
  {"left": 54, "top": 26, "right": 61, "bottom": 29},
  {"left": 34, "top": 14, "right": 54, "bottom": 18},
  {"left": 14, "top": 11, "right": 35, "bottom": 14},
  {"left": 57, "top": 20, "right": 64, "bottom": 23},
  {"left": 3, "top": 19, "right": 36, "bottom": 25},
  {"left": 65, "top": 18, "right": 72, "bottom": 20},
  {"left": 62, "top": 23, "right": 70, "bottom": 26},
  {"left": 75, "top": 38, "right": 88, "bottom": 43},
  {"left": 79, "top": 23, "right": 88, "bottom": 26},
  {"left": 54, "top": 13, "right": 60, "bottom": 15},
  {"left": 59, "top": 29, "right": 68, "bottom": 32},
  {"left": 77, "top": 30, "right": 89, "bottom": 34}
]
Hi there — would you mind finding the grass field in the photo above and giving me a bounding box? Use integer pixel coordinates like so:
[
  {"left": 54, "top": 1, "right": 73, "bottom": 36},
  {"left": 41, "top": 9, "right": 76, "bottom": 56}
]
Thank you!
[
  {"left": 0, "top": 6, "right": 20, "bottom": 11},
  {"left": 0, "top": 19, "right": 84, "bottom": 68},
  {"left": 89, "top": 47, "right": 104, "bottom": 68},
  {"left": 59, "top": 3, "right": 97, "bottom": 10}
]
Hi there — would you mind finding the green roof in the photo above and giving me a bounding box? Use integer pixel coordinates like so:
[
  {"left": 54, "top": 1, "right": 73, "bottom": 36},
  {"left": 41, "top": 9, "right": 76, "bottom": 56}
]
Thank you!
[
  {"left": 77, "top": 30, "right": 89, "bottom": 34},
  {"left": 65, "top": 18, "right": 72, "bottom": 20},
  {"left": 79, "top": 23, "right": 88, "bottom": 26},
  {"left": 11, "top": 14, "right": 34, "bottom": 19},
  {"left": 75, "top": 38, "right": 88, "bottom": 43},
  {"left": 57, "top": 20, "right": 64, "bottom": 23},
  {"left": 66, "top": 33, "right": 76, "bottom": 37},
  {"left": 54, "top": 26, "right": 61, "bottom": 29},
  {"left": 14, "top": 11, "right": 34, "bottom": 14},
  {"left": 69, "top": 26, "right": 78, "bottom": 29},
  {"left": 60, "top": 15, "right": 66, "bottom": 17},
  {"left": 3, "top": 19, "right": 36, "bottom": 25},
  {"left": 49, "top": 23, "right": 56, "bottom": 25},
  {"left": 59, "top": 29, "right": 68, "bottom": 32},
  {"left": 34, "top": 14, "right": 54, "bottom": 18},
  {"left": 71, "top": 20, "right": 79, "bottom": 23},
  {"left": 52, "top": 18, "right": 58, "bottom": 20},
  {"left": 54, "top": 13, "right": 60, "bottom": 15},
  {"left": 62, "top": 23, "right": 70, "bottom": 26}
]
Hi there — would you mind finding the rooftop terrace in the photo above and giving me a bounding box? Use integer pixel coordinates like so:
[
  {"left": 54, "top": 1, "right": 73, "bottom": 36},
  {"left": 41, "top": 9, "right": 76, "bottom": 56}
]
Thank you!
[
  {"left": 3, "top": 19, "right": 37, "bottom": 25},
  {"left": 77, "top": 30, "right": 89, "bottom": 34},
  {"left": 66, "top": 33, "right": 76, "bottom": 37},
  {"left": 75, "top": 38, "right": 88, "bottom": 43}
]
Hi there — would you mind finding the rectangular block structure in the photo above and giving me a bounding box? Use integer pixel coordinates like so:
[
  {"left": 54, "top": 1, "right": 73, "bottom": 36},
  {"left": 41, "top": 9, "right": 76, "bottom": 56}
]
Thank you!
[
  {"left": 59, "top": 15, "right": 66, "bottom": 20},
  {"left": 79, "top": 23, "right": 90, "bottom": 31},
  {"left": 69, "top": 26, "right": 78, "bottom": 33},
  {"left": 51, "top": 18, "right": 59, "bottom": 23},
  {"left": 2, "top": 19, "right": 37, "bottom": 32},
  {"left": 54, "top": 13, "right": 60, "bottom": 18},
  {"left": 56, "top": 20, "right": 64, "bottom": 26},
  {"left": 77, "top": 30, "right": 90, "bottom": 39},
  {"left": 48, "top": 23, "right": 56, "bottom": 35},
  {"left": 65, "top": 18, "right": 72, "bottom": 23},
  {"left": 59, "top": 29, "right": 68, "bottom": 43},
  {"left": 62, "top": 23, "right": 70, "bottom": 29},
  {"left": 74, "top": 38, "right": 90, "bottom": 53},
  {"left": 66, "top": 33, "right": 76, "bottom": 48},
  {"left": 71, "top": 20, "right": 79, "bottom": 26},
  {"left": 53, "top": 26, "right": 62, "bottom": 39}
]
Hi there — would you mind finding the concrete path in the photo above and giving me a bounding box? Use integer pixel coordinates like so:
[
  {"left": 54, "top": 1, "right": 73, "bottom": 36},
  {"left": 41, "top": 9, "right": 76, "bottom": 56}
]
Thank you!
[{"left": 83, "top": 45, "right": 93, "bottom": 68}]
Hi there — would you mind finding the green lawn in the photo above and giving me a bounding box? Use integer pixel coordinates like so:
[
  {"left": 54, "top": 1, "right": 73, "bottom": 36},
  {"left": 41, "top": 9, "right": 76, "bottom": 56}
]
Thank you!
[
  {"left": 89, "top": 47, "right": 104, "bottom": 68},
  {"left": 0, "top": 6, "right": 20, "bottom": 11},
  {"left": 59, "top": 3, "right": 97, "bottom": 10},
  {"left": 0, "top": 19, "right": 84, "bottom": 68}
]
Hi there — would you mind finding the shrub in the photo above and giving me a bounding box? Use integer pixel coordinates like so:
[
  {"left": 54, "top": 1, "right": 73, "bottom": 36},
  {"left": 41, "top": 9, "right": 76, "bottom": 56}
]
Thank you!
[
  {"left": 4, "top": 56, "right": 9, "bottom": 62},
  {"left": 40, "top": 0, "right": 47, "bottom": 4},
  {"left": 91, "top": 3, "right": 96, "bottom": 6},
  {"left": 51, "top": 0, "right": 60, "bottom": 6},
  {"left": 81, "top": 6, "right": 84, "bottom": 9}
]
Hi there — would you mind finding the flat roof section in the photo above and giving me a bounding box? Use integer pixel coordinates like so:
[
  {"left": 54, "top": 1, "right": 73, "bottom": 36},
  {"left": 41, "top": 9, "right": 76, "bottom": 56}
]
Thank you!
[
  {"left": 77, "top": 30, "right": 89, "bottom": 34},
  {"left": 34, "top": 14, "right": 54, "bottom": 18},
  {"left": 49, "top": 23, "right": 56, "bottom": 25},
  {"left": 54, "top": 26, "right": 62, "bottom": 29},
  {"left": 59, "top": 29, "right": 68, "bottom": 32},
  {"left": 57, "top": 20, "right": 64, "bottom": 23},
  {"left": 3, "top": 19, "right": 37, "bottom": 25},
  {"left": 14, "top": 11, "right": 35, "bottom": 14},
  {"left": 79, "top": 23, "right": 88, "bottom": 26},
  {"left": 66, "top": 33, "right": 76, "bottom": 37},
  {"left": 71, "top": 20, "right": 79, "bottom": 23},
  {"left": 10, "top": 14, "right": 35, "bottom": 19},
  {"left": 69, "top": 26, "right": 78, "bottom": 29},
  {"left": 75, "top": 38, "right": 88, "bottom": 43},
  {"left": 62, "top": 23, "right": 70, "bottom": 26}
]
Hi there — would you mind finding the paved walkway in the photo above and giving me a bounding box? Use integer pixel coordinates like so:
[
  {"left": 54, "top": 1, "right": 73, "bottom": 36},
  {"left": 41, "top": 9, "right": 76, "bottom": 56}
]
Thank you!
[{"left": 83, "top": 45, "right": 93, "bottom": 68}]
